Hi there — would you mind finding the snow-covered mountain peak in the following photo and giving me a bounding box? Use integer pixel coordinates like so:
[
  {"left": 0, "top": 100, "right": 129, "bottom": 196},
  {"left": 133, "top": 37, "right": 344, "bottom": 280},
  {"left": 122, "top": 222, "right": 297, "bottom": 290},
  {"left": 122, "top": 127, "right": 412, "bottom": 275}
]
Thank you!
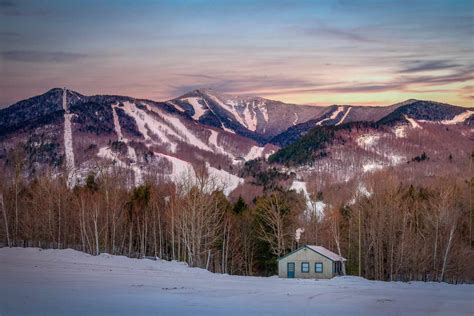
[{"left": 172, "top": 88, "right": 271, "bottom": 133}]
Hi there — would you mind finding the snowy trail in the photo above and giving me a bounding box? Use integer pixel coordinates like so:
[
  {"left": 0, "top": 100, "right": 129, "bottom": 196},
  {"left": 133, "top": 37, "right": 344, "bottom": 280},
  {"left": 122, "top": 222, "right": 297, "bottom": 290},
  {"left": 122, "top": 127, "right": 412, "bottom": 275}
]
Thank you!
[
  {"left": 112, "top": 107, "right": 123, "bottom": 140},
  {"left": 106, "top": 106, "right": 143, "bottom": 186},
  {"left": 181, "top": 97, "right": 207, "bottom": 120},
  {"left": 316, "top": 106, "right": 345, "bottom": 126},
  {"left": 1, "top": 247, "right": 472, "bottom": 316},
  {"left": 208, "top": 130, "right": 237, "bottom": 161},
  {"left": 335, "top": 106, "right": 351, "bottom": 125},
  {"left": 441, "top": 110, "right": 473, "bottom": 125},
  {"left": 62, "top": 88, "right": 76, "bottom": 188},
  {"left": 292, "top": 112, "right": 298, "bottom": 125},
  {"left": 405, "top": 115, "right": 422, "bottom": 129}
]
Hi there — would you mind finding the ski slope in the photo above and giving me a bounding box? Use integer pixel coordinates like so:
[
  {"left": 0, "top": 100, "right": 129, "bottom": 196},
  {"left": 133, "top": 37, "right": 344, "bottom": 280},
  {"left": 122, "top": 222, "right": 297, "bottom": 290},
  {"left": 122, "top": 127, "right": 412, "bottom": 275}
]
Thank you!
[
  {"left": 62, "top": 88, "right": 76, "bottom": 188},
  {"left": 1, "top": 247, "right": 472, "bottom": 316}
]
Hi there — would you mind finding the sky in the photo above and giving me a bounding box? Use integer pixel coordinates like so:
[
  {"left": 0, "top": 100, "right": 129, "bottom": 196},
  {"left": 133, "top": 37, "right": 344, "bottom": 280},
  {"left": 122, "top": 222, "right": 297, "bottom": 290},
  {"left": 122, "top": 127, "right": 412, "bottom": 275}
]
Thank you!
[{"left": 0, "top": 0, "right": 473, "bottom": 107}]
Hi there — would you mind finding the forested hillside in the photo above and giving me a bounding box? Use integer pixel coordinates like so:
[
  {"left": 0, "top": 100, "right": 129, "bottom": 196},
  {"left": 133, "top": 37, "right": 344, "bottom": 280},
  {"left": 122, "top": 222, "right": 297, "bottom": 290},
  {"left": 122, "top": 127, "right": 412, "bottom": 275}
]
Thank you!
[{"left": 1, "top": 160, "right": 472, "bottom": 283}]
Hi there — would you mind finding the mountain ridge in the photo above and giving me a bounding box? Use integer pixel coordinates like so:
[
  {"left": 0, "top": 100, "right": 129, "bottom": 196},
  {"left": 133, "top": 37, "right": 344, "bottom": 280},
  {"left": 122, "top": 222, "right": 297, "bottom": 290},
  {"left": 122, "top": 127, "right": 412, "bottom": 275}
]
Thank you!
[{"left": 0, "top": 87, "right": 472, "bottom": 195}]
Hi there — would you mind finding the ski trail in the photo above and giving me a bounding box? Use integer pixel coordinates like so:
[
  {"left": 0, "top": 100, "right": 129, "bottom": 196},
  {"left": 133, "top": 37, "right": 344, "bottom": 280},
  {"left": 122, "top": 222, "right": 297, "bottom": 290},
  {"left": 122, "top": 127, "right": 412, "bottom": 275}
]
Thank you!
[
  {"left": 316, "top": 106, "right": 345, "bottom": 126},
  {"left": 63, "top": 88, "right": 76, "bottom": 188},
  {"left": 336, "top": 107, "right": 351, "bottom": 126},
  {"left": 112, "top": 107, "right": 123, "bottom": 141},
  {"left": 202, "top": 98, "right": 233, "bottom": 133},
  {"left": 111, "top": 105, "right": 142, "bottom": 186}
]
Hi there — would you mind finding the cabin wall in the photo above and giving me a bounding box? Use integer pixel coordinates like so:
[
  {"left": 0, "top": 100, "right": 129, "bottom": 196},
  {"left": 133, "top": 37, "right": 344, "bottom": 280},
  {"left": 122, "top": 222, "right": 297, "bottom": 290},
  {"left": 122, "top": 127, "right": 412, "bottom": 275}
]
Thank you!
[{"left": 278, "top": 248, "right": 334, "bottom": 279}]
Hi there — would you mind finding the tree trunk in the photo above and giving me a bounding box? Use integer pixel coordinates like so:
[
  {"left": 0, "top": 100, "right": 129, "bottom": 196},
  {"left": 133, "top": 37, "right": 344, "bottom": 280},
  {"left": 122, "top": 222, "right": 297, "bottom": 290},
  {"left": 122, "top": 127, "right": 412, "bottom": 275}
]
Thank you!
[
  {"left": 0, "top": 194, "right": 11, "bottom": 247},
  {"left": 440, "top": 222, "right": 456, "bottom": 282}
]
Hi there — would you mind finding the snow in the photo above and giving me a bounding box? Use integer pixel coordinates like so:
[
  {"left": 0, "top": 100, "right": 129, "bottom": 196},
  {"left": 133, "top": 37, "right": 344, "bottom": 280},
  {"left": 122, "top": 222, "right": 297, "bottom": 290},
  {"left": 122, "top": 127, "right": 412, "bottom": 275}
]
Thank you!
[
  {"left": 109, "top": 105, "right": 143, "bottom": 185},
  {"left": 394, "top": 115, "right": 424, "bottom": 138},
  {"left": 62, "top": 89, "right": 76, "bottom": 188},
  {"left": 204, "top": 92, "right": 266, "bottom": 132},
  {"left": 260, "top": 101, "right": 269, "bottom": 123},
  {"left": 290, "top": 180, "right": 325, "bottom": 217},
  {"left": 97, "top": 146, "right": 143, "bottom": 186},
  {"left": 330, "top": 106, "right": 345, "bottom": 120},
  {"left": 206, "top": 164, "right": 244, "bottom": 196},
  {"left": 242, "top": 104, "right": 258, "bottom": 131},
  {"left": 121, "top": 101, "right": 214, "bottom": 153},
  {"left": 362, "top": 162, "right": 384, "bottom": 173},
  {"left": 61, "top": 87, "right": 67, "bottom": 111},
  {"left": 159, "top": 110, "right": 212, "bottom": 152},
  {"left": 244, "top": 145, "right": 265, "bottom": 161},
  {"left": 112, "top": 107, "right": 123, "bottom": 140},
  {"left": 1, "top": 247, "right": 472, "bottom": 316},
  {"left": 357, "top": 183, "right": 372, "bottom": 197},
  {"left": 182, "top": 97, "right": 207, "bottom": 120},
  {"left": 394, "top": 125, "right": 407, "bottom": 138},
  {"left": 394, "top": 115, "right": 425, "bottom": 138},
  {"left": 441, "top": 110, "right": 474, "bottom": 125},
  {"left": 316, "top": 106, "right": 345, "bottom": 126},
  {"left": 120, "top": 101, "right": 177, "bottom": 152},
  {"left": 335, "top": 106, "right": 351, "bottom": 126},
  {"left": 155, "top": 152, "right": 194, "bottom": 181},
  {"left": 356, "top": 133, "right": 405, "bottom": 173},
  {"left": 208, "top": 130, "right": 229, "bottom": 156},
  {"left": 349, "top": 183, "right": 373, "bottom": 205},
  {"left": 166, "top": 100, "right": 185, "bottom": 112},
  {"left": 222, "top": 126, "right": 235, "bottom": 134},
  {"left": 206, "top": 92, "right": 248, "bottom": 128},
  {"left": 152, "top": 154, "right": 242, "bottom": 196},
  {"left": 100, "top": 104, "right": 243, "bottom": 191},
  {"left": 356, "top": 134, "right": 380, "bottom": 148},
  {"left": 292, "top": 112, "right": 298, "bottom": 125},
  {"left": 405, "top": 115, "right": 422, "bottom": 129}
]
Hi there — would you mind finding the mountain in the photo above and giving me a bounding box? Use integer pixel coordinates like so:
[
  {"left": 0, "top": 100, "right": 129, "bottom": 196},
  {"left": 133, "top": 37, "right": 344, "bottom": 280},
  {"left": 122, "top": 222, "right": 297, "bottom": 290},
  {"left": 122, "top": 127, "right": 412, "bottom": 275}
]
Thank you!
[
  {"left": 0, "top": 88, "right": 277, "bottom": 192},
  {"left": 268, "top": 103, "right": 473, "bottom": 186},
  {"left": 269, "top": 100, "right": 473, "bottom": 147},
  {"left": 0, "top": 87, "right": 472, "bottom": 197},
  {"left": 167, "top": 88, "right": 327, "bottom": 143}
]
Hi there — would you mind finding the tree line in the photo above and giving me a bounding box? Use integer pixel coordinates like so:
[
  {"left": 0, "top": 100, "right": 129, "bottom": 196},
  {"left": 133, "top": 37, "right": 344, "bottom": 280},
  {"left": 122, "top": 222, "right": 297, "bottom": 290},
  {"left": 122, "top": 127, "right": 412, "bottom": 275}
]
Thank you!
[{"left": 0, "top": 161, "right": 472, "bottom": 283}]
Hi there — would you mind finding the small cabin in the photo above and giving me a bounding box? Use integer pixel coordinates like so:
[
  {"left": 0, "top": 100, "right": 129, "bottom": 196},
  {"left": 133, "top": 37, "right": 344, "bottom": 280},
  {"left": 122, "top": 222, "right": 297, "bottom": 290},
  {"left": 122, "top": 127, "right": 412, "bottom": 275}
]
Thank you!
[{"left": 277, "top": 245, "right": 346, "bottom": 279}]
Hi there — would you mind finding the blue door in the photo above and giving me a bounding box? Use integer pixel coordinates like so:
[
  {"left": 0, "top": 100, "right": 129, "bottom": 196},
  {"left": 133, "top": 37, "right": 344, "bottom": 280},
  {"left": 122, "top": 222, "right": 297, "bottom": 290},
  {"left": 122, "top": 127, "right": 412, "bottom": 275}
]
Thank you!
[{"left": 287, "top": 262, "right": 295, "bottom": 278}]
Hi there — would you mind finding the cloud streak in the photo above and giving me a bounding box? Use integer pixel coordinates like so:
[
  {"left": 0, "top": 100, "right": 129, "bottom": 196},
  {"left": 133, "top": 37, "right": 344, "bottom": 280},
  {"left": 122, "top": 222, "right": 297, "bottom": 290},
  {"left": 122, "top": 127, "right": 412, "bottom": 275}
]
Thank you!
[
  {"left": 1, "top": 51, "right": 89, "bottom": 63},
  {"left": 399, "top": 60, "right": 461, "bottom": 73},
  {"left": 304, "top": 26, "right": 375, "bottom": 43}
]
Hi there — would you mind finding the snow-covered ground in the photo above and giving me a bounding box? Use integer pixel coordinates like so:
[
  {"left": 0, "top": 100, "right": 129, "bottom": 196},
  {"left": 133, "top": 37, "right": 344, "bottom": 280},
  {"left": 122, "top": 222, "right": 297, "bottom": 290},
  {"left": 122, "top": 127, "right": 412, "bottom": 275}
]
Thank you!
[{"left": 2, "top": 248, "right": 471, "bottom": 316}]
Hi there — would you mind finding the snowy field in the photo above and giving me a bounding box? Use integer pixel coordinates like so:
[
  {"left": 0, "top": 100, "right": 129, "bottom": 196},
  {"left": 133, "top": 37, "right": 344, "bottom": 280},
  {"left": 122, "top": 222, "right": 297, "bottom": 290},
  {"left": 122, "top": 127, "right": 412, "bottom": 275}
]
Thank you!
[{"left": 0, "top": 248, "right": 472, "bottom": 316}]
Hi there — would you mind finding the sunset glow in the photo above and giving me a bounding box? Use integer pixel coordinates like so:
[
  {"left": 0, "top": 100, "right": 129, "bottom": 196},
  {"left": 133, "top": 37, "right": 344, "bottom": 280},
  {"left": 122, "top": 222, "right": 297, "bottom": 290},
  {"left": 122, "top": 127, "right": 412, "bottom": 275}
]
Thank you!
[{"left": 1, "top": 0, "right": 473, "bottom": 107}]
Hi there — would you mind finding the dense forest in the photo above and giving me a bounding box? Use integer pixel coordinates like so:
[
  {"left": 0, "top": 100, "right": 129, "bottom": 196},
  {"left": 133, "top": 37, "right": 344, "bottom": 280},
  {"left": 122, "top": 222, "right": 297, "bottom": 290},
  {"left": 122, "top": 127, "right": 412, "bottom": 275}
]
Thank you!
[
  {"left": 1, "top": 151, "right": 472, "bottom": 284},
  {"left": 268, "top": 122, "right": 377, "bottom": 166}
]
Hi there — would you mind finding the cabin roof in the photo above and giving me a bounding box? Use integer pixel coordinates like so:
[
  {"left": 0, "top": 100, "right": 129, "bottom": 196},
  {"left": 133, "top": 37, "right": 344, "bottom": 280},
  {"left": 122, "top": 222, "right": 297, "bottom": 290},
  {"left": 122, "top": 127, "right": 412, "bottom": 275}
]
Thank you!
[{"left": 277, "top": 245, "right": 347, "bottom": 262}]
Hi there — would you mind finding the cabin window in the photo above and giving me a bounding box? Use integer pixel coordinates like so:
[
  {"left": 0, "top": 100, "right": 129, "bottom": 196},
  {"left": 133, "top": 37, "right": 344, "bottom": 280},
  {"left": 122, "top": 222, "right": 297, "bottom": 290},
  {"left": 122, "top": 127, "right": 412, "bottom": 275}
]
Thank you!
[
  {"left": 301, "top": 262, "right": 309, "bottom": 273},
  {"left": 315, "top": 262, "right": 323, "bottom": 273}
]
